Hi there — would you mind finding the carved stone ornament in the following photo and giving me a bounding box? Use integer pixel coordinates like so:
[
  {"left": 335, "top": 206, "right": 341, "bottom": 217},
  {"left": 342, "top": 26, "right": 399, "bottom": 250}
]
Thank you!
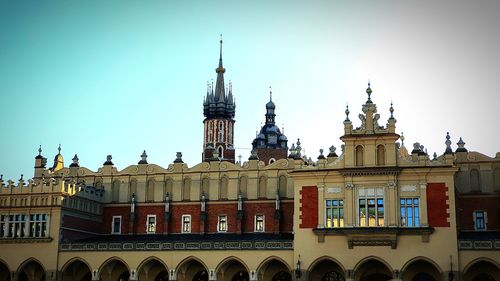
[
  {"left": 387, "top": 181, "right": 397, "bottom": 189},
  {"left": 345, "top": 183, "right": 354, "bottom": 189}
]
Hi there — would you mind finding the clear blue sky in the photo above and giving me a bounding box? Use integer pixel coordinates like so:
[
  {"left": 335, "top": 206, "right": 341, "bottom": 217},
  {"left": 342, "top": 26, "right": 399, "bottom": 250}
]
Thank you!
[{"left": 1, "top": 0, "right": 499, "bottom": 181}]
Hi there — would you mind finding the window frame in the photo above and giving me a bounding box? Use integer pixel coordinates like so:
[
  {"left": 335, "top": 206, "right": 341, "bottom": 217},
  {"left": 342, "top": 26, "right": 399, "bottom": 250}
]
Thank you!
[
  {"left": 111, "top": 216, "right": 122, "bottom": 234},
  {"left": 254, "top": 214, "right": 265, "bottom": 232},
  {"left": 357, "top": 188, "right": 384, "bottom": 227},
  {"left": 146, "top": 215, "right": 156, "bottom": 234},
  {"left": 400, "top": 198, "right": 420, "bottom": 227},
  {"left": 473, "top": 211, "right": 487, "bottom": 231},
  {"left": 182, "top": 214, "right": 192, "bottom": 233},
  {"left": 325, "top": 199, "right": 344, "bottom": 228},
  {"left": 217, "top": 215, "right": 228, "bottom": 233}
]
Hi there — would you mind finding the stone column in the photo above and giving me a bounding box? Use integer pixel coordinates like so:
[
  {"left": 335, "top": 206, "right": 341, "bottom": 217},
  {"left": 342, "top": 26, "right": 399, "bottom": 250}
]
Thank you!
[
  {"left": 92, "top": 269, "right": 99, "bottom": 281},
  {"left": 317, "top": 184, "right": 325, "bottom": 228},
  {"left": 387, "top": 181, "right": 397, "bottom": 227},
  {"left": 419, "top": 182, "right": 429, "bottom": 227},
  {"left": 130, "top": 269, "right": 138, "bottom": 281},
  {"left": 345, "top": 183, "right": 355, "bottom": 227}
]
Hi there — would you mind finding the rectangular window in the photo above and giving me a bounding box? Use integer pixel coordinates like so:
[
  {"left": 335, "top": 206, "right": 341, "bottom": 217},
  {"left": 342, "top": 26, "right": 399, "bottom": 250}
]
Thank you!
[
  {"left": 358, "top": 188, "right": 384, "bottom": 227},
  {"left": 146, "top": 215, "right": 156, "bottom": 233},
  {"left": 325, "top": 199, "right": 344, "bottom": 228},
  {"left": 217, "top": 215, "right": 228, "bottom": 232},
  {"left": 182, "top": 215, "right": 191, "bottom": 233},
  {"left": 111, "top": 216, "right": 121, "bottom": 234},
  {"left": 474, "top": 211, "right": 486, "bottom": 230},
  {"left": 255, "top": 214, "right": 265, "bottom": 232},
  {"left": 0, "top": 215, "right": 6, "bottom": 238},
  {"left": 400, "top": 198, "right": 420, "bottom": 227}
]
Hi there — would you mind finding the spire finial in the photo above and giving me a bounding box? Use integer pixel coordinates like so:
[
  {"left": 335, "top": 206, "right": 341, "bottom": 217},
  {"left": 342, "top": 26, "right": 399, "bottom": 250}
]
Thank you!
[
  {"left": 389, "top": 101, "right": 394, "bottom": 118},
  {"left": 400, "top": 131, "right": 405, "bottom": 146},
  {"left": 345, "top": 104, "right": 350, "bottom": 121},
  {"left": 269, "top": 86, "right": 272, "bottom": 101},
  {"left": 366, "top": 81, "right": 372, "bottom": 103},
  {"left": 58, "top": 144, "right": 61, "bottom": 154},
  {"left": 444, "top": 132, "right": 453, "bottom": 155},
  {"left": 38, "top": 145, "right": 42, "bottom": 156}
]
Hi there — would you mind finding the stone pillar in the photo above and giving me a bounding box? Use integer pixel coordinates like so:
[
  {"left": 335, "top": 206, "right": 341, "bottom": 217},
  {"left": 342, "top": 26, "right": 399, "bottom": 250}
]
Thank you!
[
  {"left": 92, "top": 269, "right": 99, "bottom": 281},
  {"left": 130, "top": 269, "right": 138, "bottom": 281},
  {"left": 169, "top": 269, "right": 177, "bottom": 281},
  {"left": 317, "top": 184, "right": 325, "bottom": 228},
  {"left": 419, "top": 182, "right": 429, "bottom": 227},
  {"left": 387, "top": 181, "right": 397, "bottom": 227},
  {"left": 345, "top": 183, "right": 355, "bottom": 227},
  {"left": 209, "top": 269, "right": 217, "bottom": 281}
]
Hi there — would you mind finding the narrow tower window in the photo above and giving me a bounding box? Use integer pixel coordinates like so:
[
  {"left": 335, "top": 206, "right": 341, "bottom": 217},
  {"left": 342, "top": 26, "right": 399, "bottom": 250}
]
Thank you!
[
  {"left": 377, "top": 145, "right": 386, "bottom": 166},
  {"left": 355, "top": 145, "right": 364, "bottom": 166}
]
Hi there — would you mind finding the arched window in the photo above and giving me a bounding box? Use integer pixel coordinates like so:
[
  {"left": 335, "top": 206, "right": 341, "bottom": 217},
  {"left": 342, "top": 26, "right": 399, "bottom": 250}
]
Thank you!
[
  {"left": 146, "top": 179, "right": 155, "bottom": 202},
  {"left": 470, "top": 169, "right": 481, "bottom": 192},
  {"left": 218, "top": 146, "right": 224, "bottom": 159},
  {"left": 220, "top": 176, "right": 228, "bottom": 200},
  {"left": 377, "top": 145, "right": 386, "bottom": 166},
  {"left": 278, "top": 175, "right": 287, "bottom": 197},
  {"left": 355, "top": 145, "right": 364, "bottom": 166},
  {"left": 239, "top": 176, "right": 248, "bottom": 198},
  {"left": 258, "top": 176, "right": 267, "bottom": 198},
  {"left": 112, "top": 180, "right": 120, "bottom": 202},
  {"left": 164, "top": 178, "right": 173, "bottom": 200},
  {"left": 183, "top": 178, "right": 191, "bottom": 201},
  {"left": 130, "top": 179, "right": 137, "bottom": 200},
  {"left": 219, "top": 121, "right": 224, "bottom": 143},
  {"left": 201, "top": 177, "right": 210, "bottom": 198}
]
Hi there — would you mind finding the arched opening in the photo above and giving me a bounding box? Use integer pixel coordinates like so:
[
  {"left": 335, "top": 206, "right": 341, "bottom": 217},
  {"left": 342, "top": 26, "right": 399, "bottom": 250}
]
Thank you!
[
  {"left": 62, "top": 259, "right": 91, "bottom": 281},
  {"left": 147, "top": 179, "right": 155, "bottom": 202},
  {"left": 220, "top": 177, "right": 228, "bottom": 200},
  {"left": 401, "top": 259, "right": 440, "bottom": 281},
  {"left": 463, "top": 260, "right": 500, "bottom": 281},
  {"left": 257, "top": 258, "right": 291, "bottom": 281},
  {"left": 16, "top": 259, "right": 45, "bottom": 281},
  {"left": 138, "top": 258, "right": 169, "bottom": 281},
  {"left": 308, "top": 258, "right": 345, "bottom": 281},
  {"left": 354, "top": 258, "right": 392, "bottom": 281},
  {"left": 176, "top": 258, "right": 208, "bottom": 281},
  {"left": 216, "top": 258, "right": 249, "bottom": 281},
  {"left": 470, "top": 169, "right": 481, "bottom": 192},
  {"left": 218, "top": 121, "right": 224, "bottom": 143},
  {"left": 239, "top": 177, "right": 248, "bottom": 199},
  {"left": 99, "top": 258, "right": 130, "bottom": 281},
  {"left": 0, "top": 260, "right": 11, "bottom": 281},
  {"left": 112, "top": 180, "right": 120, "bottom": 202},
  {"left": 376, "top": 145, "right": 386, "bottom": 166},
  {"left": 258, "top": 176, "right": 267, "bottom": 199},
  {"left": 183, "top": 178, "right": 191, "bottom": 201},
  {"left": 278, "top": 175, "right": 287, "bottom": 198},
  {"left": 201, "top": 178, "right": 210, "bottom": 199},
  {"left": 355, "top": 146, "right": 364, "bottom": 166}
]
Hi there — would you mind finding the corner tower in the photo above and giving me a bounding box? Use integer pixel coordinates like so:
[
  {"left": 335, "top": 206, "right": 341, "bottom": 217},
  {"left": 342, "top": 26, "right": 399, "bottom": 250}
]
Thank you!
[{"left": 202, "top": 38, "right": 235, "bottom": 163}]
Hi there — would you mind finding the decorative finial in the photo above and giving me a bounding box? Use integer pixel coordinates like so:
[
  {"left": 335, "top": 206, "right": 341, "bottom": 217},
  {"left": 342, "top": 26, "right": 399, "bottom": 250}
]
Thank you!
[
  {"left": 345, "top": 104, "right": 350, "bottom": 121},
  {"left": 444, "top": 132, "right": 453, "bottom": 155},
  {"left": 58, "top": 144, "right": 61, "bottom": 154},
  {"left": 400, "top": 132, "right": 405, "bottom": 146},
  {"left": 389, "top": 101, "right": 394, "bottom": 118},
  {"left": 366, "top": 81, "right": 372, "bottom": 103},
  {"left": 456, "top": 137, "right": 468, "bottom": 152},
  {"left": 433, "top": 152, "right": 437, "bottom": 160},
  {"left": 19, "top": 174, "right": 23, "bottom": 181},
  {"left": 220, "top": 33, "right": 223, "bottom": 44},
  {"left": 269, "top": 86, "right": 272, "bottom": 101},
  {"left": 138, "top": 150, "right": 148, "bottom": 164},
  {"left": 174, "top": 152, "right": 184, "bottom": 163},
  {"left": 38, "top": 145, "right": 42, "bottom": 156}
]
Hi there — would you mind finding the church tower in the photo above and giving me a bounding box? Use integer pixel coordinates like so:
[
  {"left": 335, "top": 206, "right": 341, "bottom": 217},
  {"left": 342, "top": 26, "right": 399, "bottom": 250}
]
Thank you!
[
  {"left": 252, "top": 88, "right": 288, "bottom": 164},
  {"left": 202, "top": 38, "right": 235, "bottom": 163}
]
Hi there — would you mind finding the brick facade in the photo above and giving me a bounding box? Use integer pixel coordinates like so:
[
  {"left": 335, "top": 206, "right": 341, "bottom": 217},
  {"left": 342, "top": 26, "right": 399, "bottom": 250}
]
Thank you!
[
  {"left": 456, "top": 194, "right": 500, "bottom": 231},
  {"left": 299, "top": 186, "right": 318, "bottom": 229},
  {"left": 426, "top": 183, "right": 450, "bottom": 227}
]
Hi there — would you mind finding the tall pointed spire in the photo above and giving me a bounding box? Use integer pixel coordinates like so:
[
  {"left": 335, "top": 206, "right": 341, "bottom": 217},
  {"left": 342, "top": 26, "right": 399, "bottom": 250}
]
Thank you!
[{"left": 215, "top": 35, "right": 226, "bottom": 101}]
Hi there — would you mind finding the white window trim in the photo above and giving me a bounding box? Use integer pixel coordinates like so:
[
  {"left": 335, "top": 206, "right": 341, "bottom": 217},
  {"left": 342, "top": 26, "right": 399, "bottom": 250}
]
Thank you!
[
  {"left": 111, "top": 216, "right": 122, "bottom": 234},
  {"left": 146, "top": 215, "right": 156, "bottom": 234},
  {"left": 217, "top": 215, "right": 228, "bottom": 233},
  {"left": 182, "top": 214, "right": 191, "bottom": 233},
  {"left": 473, "top": 210, "right": 487, "bottom": 231},
  {"left": 254, "top": 214, "right": 265, "bottom": 232}
]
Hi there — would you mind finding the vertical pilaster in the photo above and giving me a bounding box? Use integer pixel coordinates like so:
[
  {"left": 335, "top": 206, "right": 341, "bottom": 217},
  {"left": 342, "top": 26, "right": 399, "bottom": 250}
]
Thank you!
[
  {"left": 387, "top": 181, "right": 397, "bottom": 226},
  {"left": 420, "top": 182, "right": 429, "bottom": 227},
  {"left": 345, "top": 183, "right": 355, "bottom": 226},
  {"left": 317, "top": 184, "right": 325, "bottom": 228}
]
